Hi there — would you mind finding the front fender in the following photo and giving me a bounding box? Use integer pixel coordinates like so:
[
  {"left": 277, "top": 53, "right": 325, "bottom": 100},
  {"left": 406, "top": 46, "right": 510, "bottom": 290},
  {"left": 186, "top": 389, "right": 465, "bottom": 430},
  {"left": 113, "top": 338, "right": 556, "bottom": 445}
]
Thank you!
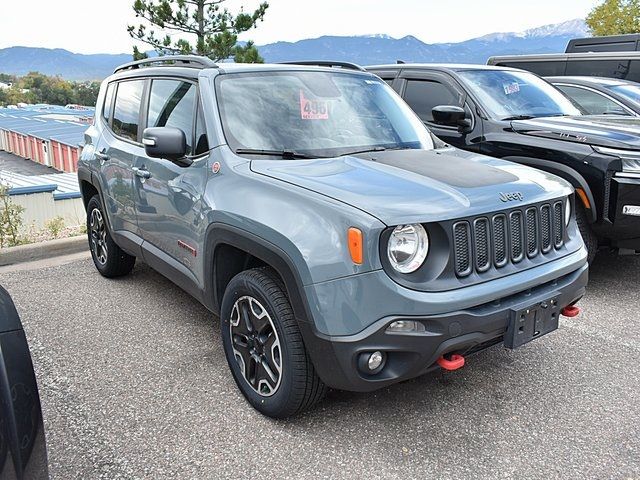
[{"left": 502, "top": 156, "right": 597, "bottom": 223}]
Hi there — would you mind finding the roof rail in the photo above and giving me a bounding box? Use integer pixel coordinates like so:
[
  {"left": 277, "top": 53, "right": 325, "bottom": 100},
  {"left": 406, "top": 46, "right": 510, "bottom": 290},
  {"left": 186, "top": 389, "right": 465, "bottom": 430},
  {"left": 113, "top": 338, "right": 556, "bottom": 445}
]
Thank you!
[
  {"left": 113, "top": 55, "right": 218, "bottom": 74},
  {"left": 278, "top": 61, "right": 366, "bottom": 72}
]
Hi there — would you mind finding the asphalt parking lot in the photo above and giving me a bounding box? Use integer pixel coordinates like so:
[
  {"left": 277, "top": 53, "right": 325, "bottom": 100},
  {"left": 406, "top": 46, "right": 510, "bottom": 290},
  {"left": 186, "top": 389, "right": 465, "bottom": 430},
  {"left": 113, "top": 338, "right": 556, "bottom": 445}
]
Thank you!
[{"left": 0, "top": 251, "right": 638, "bottom": 479}]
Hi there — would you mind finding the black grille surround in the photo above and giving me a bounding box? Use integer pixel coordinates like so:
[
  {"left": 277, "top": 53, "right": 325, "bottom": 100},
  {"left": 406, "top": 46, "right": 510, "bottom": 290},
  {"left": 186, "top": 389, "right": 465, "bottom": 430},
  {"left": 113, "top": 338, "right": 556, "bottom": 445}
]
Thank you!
[
  {"left": 377, "top": 196, "right": 578, "bottom": 294},
  {"left": 453, "top": 199, "right": 567, "bottom": 278}
]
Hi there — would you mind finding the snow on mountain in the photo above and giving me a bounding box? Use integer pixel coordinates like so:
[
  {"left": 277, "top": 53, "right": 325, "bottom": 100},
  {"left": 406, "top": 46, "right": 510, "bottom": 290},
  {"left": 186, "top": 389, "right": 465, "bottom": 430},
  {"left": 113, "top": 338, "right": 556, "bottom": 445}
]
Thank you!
[{"left": 476, "top": 18, "right": 589, "bottom": 42}]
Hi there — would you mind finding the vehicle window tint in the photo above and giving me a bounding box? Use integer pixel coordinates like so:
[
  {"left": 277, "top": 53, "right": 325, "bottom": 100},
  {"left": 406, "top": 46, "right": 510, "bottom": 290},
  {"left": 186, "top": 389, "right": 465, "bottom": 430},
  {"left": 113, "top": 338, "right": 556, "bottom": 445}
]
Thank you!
[
  {"left": 496, "top": 61, "right": 566, "bottom": 76},
  {"left": 112, "top": 80, "right": 145, "bottom": 141},
  {"left": 194, "top": 103, "right": 209, "bottom": 155},
  {"left": 404, "top": 80, "right": 459, "bottom": 122},
  {"left": 147, "top": 80, "right": 196, "bottom": 155},
  {"left": 556, "top": 85, "right": 630, "bottom": 115},
  {"left": 102, "top": 83, "right": 115, "bottom": 124},
  {"left": 566, "top": 59, "right": 631, "bottom": 79}
]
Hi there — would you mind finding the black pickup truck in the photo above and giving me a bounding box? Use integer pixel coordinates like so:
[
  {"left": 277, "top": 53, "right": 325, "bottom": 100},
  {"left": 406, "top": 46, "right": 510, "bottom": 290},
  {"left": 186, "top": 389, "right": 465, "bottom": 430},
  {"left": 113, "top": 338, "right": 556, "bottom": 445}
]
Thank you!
[{"left": 368, "top": 64, "right": 640, "bottom": 261}]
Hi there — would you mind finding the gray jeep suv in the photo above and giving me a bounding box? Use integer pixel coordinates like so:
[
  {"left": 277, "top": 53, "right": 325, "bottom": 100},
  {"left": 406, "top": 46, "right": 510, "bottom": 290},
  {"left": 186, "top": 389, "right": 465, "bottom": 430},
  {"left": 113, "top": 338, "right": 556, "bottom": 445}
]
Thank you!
[{"left": 78, "top": 57, "right": 588, "bottom": 418}]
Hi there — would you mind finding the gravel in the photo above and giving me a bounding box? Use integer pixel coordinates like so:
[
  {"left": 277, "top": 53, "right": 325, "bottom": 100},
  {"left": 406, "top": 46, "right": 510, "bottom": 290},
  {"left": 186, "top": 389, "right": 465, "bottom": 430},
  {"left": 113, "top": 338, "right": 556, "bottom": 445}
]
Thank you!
[{"left": 0, "top": 251, "right": 638, "bottom": 479}]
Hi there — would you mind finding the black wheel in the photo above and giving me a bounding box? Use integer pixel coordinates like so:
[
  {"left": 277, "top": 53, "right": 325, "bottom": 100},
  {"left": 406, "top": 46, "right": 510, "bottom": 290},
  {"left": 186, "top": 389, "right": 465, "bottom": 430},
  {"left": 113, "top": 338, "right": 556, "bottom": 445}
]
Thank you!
[
  {"left": 220, "top": 267, "right": 326, "bottom": 418},
  {"left": 86, "top": 195, "right": 135, "bottom": 278},
  {"left": 576, "top": 203, "right": 598, "bottom": 263}
]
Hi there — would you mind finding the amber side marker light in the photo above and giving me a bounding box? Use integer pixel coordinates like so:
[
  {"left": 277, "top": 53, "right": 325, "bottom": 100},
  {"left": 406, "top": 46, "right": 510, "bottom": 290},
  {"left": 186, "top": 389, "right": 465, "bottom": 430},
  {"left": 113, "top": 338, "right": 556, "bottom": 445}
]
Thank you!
[
  {"left": 576, "top": 188, "right": 591, "bottom": 210},
  {"left": 348, "top": 227, "right": 363, "bottom": 264}
]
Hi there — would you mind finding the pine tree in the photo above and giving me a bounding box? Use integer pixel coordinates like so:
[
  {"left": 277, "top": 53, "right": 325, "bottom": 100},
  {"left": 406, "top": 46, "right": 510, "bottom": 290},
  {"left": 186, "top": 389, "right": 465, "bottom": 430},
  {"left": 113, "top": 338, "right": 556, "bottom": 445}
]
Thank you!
[{"left": 128, "top": 0, "right": 268, "bottom": 62}]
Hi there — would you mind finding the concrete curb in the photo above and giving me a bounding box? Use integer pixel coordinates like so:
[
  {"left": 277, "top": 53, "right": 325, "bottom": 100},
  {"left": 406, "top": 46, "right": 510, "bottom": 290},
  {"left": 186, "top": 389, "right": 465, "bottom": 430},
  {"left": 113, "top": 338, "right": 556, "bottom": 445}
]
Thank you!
[{"left": 0, "top": 235, "right": 88, "bottom": 266}]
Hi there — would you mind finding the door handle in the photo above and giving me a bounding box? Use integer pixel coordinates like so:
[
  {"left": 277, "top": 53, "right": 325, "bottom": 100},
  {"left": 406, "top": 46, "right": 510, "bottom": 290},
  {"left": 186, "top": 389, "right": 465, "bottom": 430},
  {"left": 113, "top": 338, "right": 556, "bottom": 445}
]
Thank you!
[{"left": 132, "top": 167, "right": 151, "bottom": 179}]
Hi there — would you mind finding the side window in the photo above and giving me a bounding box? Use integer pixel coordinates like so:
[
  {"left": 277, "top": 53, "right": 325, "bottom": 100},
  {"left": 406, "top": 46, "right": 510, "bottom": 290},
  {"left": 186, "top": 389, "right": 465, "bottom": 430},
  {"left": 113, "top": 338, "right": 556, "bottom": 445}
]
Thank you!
[
  {"left": 556, "top": 85, "right": 630, "bottom": 115},
  {"left": 112, "top": 80, "right": 145, "bottom": 141},
  {"left": 147, "top": 79, "right": 196, "bottom": 155},
  {"left": 565, "top": 59, "right": 631, "bottom": 79},
  {"left": 194, "top": 103, "right": 209, "bottom": 156},
  {"left": 102, "top": 83, "right": 115, "bottom": 124},
  {"left": 403, "top": 79, "right": 459, "bottom": 122}
]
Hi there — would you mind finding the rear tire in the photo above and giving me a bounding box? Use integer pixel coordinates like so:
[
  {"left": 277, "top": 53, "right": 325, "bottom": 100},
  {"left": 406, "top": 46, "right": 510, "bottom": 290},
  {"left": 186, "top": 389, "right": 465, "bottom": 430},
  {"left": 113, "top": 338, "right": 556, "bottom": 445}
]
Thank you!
[
  {"left": 576, "top": 203, "right": 597, "bottom": 264},
  {"left": 220, "top": 267, "right": 326, "bottom": 418},
  {"left": 86, "top": 195, "right": 135, "bottom": 278}
]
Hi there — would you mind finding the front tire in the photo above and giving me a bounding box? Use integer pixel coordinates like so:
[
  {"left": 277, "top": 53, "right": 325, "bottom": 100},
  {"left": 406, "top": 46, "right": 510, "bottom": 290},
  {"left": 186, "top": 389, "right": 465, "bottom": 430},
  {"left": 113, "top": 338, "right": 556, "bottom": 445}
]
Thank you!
[
  {"left": 576, "top": 203, "right": 598, "bottom": 263},
  {"left": 86, "top": 195, "right": 135, "bottom": 278},
  {"left": 220, "top": 267, "right": 326, "bottom": 418}
]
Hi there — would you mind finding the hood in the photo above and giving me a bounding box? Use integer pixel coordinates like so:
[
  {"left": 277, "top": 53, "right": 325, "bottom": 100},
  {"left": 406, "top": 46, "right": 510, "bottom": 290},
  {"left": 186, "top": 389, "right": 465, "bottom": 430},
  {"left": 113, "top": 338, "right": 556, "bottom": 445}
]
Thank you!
[
  {"left": 511, "top": 115, "right": 640, "bottom": 150},
  {"left": 250, "top": 148, "right": 572, "bottom": 225}
]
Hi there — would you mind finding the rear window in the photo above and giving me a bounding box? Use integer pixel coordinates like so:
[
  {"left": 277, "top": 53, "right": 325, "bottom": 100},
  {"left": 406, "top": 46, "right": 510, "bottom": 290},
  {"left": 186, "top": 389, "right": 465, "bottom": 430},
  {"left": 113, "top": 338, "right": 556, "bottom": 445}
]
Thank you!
[{"left": 112, "top": 80, "right": 145, "bottom": 142}]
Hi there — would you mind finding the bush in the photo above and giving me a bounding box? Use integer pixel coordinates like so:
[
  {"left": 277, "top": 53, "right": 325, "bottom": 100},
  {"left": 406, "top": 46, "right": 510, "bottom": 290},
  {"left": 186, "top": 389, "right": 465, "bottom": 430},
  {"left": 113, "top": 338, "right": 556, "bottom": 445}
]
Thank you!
[
  {"left": 45, "top": 216, "right": 65, "bottom": 238},
  {"left": 0, "top": 185, "right": 25, "bottom": 248}
]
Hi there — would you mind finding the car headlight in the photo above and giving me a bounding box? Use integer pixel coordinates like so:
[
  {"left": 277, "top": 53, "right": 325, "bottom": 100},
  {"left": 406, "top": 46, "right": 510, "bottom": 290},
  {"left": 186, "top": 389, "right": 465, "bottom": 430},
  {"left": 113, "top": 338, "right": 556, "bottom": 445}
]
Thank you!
[
  {"left": 594, "top": 146, "right": 640, "bottom": 173},
  {"left": 565, "top": 197, "right": 571, "bottom": 226},
  {"left": 387, "top": 224, "right": 429, "bottom": 273}
]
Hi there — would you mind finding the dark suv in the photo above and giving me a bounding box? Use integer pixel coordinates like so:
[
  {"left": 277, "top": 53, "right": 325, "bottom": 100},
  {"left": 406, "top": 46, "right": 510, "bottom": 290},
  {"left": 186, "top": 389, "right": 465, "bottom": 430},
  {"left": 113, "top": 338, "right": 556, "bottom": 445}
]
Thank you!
[
  {"left": 368, "top": 64, "right": 640, "bottom": 261},
  {"left": 79, "top": 57, "right": 587, "bottom": 417}
]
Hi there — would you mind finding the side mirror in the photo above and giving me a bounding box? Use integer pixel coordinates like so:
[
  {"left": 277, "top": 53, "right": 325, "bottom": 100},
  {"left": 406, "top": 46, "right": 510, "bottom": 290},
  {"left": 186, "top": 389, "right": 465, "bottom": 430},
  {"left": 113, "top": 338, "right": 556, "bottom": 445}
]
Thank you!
[
  {"left": 142, "top": 127, "right": 189, "bottom": 165},
  {"left": 431, "top": 105, "right": 471, "bottom": 131}
]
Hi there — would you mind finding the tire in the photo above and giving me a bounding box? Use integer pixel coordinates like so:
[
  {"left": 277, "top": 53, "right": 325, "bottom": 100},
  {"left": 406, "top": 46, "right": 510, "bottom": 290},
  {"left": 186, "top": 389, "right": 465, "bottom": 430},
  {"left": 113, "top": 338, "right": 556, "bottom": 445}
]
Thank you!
[
  {"left": 220, "top": 267, "right": 326, "bottom": 418},
  {"left": 86, "top": 195, "right": 136, "bottom": 278},
  {"left": 576, "top": 203, "right": 598, "bottom": 264}
]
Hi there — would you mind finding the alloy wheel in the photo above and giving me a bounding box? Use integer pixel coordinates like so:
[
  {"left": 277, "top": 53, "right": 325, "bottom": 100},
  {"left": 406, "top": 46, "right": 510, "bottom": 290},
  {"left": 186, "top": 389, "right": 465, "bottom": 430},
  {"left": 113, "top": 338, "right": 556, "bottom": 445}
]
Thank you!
[
  {"left": 230, "top": 296, "right": 283, "bottom": 397},
  {"left": 89, "top": 208, "right": 108, "bottom": 265}
]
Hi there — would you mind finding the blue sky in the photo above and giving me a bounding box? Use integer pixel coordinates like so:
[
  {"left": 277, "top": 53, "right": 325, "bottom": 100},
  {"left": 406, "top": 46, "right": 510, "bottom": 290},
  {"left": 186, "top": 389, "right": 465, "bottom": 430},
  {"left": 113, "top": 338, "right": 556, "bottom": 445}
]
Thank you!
[{"left": 1, "top": 0, "right": 601, "bottom": 54}]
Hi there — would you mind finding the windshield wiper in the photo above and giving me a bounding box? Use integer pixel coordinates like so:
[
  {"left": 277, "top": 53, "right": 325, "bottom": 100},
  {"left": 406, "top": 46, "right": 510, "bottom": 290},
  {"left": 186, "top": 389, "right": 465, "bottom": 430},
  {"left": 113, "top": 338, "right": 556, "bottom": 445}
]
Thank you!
[
  {"left": 235, "top": 148, "right": 318, "bottom": 159},
  {"left": 501, "top": 115, "right": 535, "bottom": 121},
  {"left": 339, "top": 146, "right": 388, "bottom": 156}
]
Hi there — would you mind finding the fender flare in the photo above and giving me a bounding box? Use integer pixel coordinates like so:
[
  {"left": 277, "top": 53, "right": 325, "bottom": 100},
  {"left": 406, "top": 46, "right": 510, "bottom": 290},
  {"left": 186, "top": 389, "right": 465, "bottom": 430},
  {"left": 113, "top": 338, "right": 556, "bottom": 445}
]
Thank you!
[
  {"left": 203, "top": 223, "right": 313, "bottom": 326},
  {"left": 77, "top": 167, "right": 124, "bottom": 247},
  {"left": 503, "top": 156, "right": 597, "bottom": 223}
]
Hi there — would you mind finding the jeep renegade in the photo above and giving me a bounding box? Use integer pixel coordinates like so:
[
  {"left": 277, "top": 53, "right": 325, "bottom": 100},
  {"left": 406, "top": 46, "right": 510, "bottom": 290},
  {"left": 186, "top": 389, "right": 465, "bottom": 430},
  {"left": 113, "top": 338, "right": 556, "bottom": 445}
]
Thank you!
[{"left": 79, "top": 57, "right": 588, "bottom": 418}]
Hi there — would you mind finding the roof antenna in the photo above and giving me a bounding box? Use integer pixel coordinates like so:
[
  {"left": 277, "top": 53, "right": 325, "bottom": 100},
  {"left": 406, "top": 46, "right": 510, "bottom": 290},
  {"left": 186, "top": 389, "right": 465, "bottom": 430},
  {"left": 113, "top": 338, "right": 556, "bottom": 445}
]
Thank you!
[{"left": 396, "top": 60, "right": 405, "bottom": 64}]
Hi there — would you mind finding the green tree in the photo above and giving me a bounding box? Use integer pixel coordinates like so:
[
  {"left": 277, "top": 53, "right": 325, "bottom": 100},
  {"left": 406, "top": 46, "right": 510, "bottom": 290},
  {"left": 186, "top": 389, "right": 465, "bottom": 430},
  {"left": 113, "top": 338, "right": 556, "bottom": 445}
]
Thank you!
[
  {"left": 127, "top": 0, "right": 268, "bottom": 62},
  {"left": 586, "top": 0, "right": 640, "bottom": 36},
  {"left": 0, "top": 72, "right": 100, "bottom": 107}
]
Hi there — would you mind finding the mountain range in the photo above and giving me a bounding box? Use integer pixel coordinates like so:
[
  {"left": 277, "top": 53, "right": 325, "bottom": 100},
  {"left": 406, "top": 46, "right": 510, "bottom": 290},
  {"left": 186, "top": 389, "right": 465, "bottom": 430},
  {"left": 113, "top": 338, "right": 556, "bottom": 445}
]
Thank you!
[{"left": 0, "top": 19, "right": 590, "bottom": 80}]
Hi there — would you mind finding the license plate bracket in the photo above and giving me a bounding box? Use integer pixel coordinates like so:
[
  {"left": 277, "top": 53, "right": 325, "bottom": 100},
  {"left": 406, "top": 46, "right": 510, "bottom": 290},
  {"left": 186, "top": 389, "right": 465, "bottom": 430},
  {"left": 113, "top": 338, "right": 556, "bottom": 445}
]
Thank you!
[{"left": 504, "top": 295, "right": 561, "bottom": 349}]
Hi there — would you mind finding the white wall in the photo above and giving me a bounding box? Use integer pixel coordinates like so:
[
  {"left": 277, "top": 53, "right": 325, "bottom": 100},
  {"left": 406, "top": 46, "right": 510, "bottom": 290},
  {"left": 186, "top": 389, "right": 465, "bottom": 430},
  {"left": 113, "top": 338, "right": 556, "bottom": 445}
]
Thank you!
[{"left": 9, "top": 192, "right": 85, "bottom": 233}]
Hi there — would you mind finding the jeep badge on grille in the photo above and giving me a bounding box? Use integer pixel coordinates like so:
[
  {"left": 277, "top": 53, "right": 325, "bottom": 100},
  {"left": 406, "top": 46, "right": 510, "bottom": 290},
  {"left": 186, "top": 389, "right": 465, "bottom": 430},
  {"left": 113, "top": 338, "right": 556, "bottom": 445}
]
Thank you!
[{"left": 499, "top": 192, "right": 524, "bottom": 202}]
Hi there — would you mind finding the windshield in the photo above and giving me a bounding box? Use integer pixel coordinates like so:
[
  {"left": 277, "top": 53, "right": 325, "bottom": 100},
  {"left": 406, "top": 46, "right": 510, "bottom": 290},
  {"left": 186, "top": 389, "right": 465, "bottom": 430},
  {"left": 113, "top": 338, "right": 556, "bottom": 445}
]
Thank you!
[
  {"left": 606, "top": 83, "right": 640, "bottom": 105},
  {"left": 215, "top": 71, "right": 433, "bottom": 157},
  {"left": 457, "top": 69, "right": 582, "bottom": 120}
]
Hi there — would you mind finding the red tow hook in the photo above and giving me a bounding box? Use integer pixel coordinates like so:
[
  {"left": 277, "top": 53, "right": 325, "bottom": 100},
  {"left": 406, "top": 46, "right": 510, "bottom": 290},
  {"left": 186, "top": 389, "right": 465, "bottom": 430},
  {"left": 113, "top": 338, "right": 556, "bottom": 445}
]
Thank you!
[
  {"left": 561, "top": 305, "right": 581, "bottom": 317},
  {"left": 437, "top": 354, "right": 465, "bottom": 371}
]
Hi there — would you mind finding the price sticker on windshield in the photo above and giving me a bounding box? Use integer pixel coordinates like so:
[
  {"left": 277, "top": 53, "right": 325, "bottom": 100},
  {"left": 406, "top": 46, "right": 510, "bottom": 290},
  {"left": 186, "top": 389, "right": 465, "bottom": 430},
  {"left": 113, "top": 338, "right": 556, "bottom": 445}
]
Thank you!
[
  {"left": 503, "top": 82, "right": 520, "bottom": 95},
  {"left": 300, "top": 90, "right": 329, "bottom": 120}
]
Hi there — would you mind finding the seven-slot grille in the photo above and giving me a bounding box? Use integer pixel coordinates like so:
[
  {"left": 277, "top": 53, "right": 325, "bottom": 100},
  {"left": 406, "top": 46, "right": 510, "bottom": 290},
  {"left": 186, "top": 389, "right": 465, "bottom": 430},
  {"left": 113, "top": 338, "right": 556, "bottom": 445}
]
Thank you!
[{"left": 453, "top": 200, "right": 566, "bottom": 277}]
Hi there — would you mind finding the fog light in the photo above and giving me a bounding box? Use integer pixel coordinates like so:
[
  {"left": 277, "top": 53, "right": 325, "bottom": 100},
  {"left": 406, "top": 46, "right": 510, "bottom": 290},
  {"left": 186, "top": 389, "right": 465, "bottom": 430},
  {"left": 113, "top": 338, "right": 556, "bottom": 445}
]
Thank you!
[
  {"left": 386, "top": 320, "right": 426, "bottom": 334},
  {"left": 368, "top": 351, "right": 384, "bottom": 371}
]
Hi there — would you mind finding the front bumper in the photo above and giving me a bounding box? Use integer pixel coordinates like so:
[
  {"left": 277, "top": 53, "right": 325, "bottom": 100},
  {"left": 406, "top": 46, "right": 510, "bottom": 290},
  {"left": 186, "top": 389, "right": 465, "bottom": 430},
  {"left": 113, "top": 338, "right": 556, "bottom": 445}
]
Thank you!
[
  {"left": 300, "top": 260, "right": 588, "bottom": 392},
  {"left": 595, "top": 174, "right": 640, "bottom": 250}
]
